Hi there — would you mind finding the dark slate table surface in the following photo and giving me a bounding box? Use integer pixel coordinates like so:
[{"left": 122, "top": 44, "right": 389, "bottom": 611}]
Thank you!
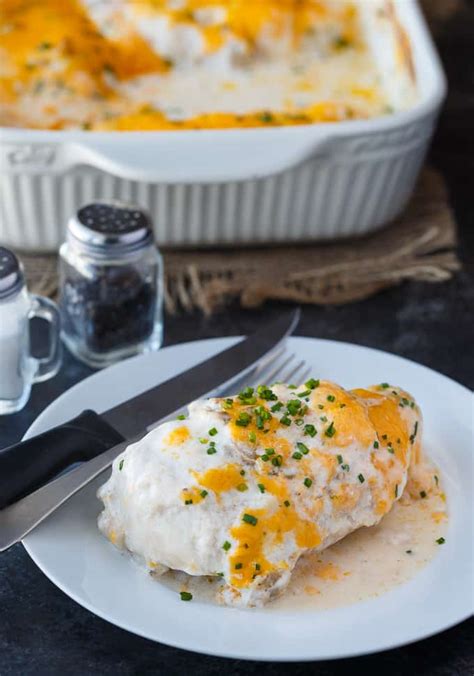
[{"left": 1, "top": 7, "right": 473, "bottom": 676}]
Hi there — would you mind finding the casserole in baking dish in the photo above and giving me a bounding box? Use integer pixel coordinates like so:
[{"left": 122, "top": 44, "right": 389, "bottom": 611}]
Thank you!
[
  {"left": 0, "top": 0, "right": 446, "bottom": 250},
  {"left": 1, "top": 0, "right": 416, "bottom": 130}
]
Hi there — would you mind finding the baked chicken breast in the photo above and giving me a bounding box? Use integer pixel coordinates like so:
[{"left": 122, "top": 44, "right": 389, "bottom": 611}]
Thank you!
[{"left": 98, "top": 379, "right": 425, "bottom": 607}]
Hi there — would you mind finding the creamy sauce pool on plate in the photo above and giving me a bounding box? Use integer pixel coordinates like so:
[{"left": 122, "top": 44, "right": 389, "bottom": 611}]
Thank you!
[{"left": 159, "top": 492, "right": 447, "bottom": 611}]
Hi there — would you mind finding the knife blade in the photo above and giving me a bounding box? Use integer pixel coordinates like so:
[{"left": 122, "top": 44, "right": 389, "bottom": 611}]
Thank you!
[{"left": 0, "top": 309, "right": 300, "bottom": 510}]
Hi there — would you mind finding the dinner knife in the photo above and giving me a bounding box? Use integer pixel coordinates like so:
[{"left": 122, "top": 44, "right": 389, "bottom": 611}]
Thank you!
[{"left": 0, "top": 309, "right": 300, "bottom": 510}]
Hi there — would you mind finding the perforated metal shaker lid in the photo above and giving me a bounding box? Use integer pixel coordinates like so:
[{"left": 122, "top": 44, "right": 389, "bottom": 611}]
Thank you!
[
  {"left": 0, "top": 247, "right": 25, "bottom": 300},
  {"left": 67, "top": 201, "right": 154, "bottom": 255}
]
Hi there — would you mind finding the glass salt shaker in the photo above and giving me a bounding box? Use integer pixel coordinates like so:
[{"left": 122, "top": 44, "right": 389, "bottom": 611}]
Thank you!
[
  {"left": 58, "top": 201, "right": 163, "bottom": 369},
  {"left": 0, "top": 247, "right": 61, "bottom": 415}
]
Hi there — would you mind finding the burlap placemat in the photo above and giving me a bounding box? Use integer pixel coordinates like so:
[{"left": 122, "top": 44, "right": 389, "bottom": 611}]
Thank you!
[{"left": 20, "top": 168, "right": 459, "bottom": 315}]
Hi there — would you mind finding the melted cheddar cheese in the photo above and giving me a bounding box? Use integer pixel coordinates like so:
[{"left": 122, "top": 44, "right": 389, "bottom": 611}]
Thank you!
[{"left": 0, "top": 0, "right": 397, "bottom": 130}]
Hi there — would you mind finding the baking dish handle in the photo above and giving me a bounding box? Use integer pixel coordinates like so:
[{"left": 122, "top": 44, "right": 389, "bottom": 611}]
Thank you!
[{"left": 66, "top": 128, "right": 332, "bottom": 184}]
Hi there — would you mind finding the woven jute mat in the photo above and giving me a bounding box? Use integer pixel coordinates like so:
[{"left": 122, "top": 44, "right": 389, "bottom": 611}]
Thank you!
[{"left": 21, "top": 168, "right": 459, "bottom": 315}]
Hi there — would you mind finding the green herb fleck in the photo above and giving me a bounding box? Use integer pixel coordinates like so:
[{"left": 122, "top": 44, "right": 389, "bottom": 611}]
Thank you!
[
  {"left": 303, "top": 477, "right": 313, "bottom": 488},
  {"left": 180, "top": 591, "right": 193, "bottom": 601},
  {"left": 242, "top": 513, "right": 258, "bottom": 526}
]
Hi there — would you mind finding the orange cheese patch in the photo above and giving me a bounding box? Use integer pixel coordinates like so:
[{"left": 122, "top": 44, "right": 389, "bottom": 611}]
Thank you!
[
  {"left": 228, "top": 475, "right": 321, "bottom": 588},
  {"left": 165, "top": 426, "right": 191, "bottom": 446}
]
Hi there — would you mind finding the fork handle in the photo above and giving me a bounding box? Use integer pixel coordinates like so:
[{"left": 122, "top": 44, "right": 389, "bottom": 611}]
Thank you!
[{"left": 0, "top": 410, "right": 124, "bottom": 509}]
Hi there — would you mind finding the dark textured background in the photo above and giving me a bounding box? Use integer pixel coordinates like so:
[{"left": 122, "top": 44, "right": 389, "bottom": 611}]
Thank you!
[{"left": 1, "top": 4, "right": 473, "bottom": 674}]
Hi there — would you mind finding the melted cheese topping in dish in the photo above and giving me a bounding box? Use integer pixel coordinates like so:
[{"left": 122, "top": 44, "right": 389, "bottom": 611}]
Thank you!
[
  {"left": 98, "top": 380, "right": 446, "bottom": 608},
  {"left": 0, "top": 0, "right": 415, "bottom": 130}
]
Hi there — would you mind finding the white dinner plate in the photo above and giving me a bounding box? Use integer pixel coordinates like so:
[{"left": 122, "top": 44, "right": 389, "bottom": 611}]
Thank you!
[{"left": 22, "top": 337, "right": 473, "bottom": 661}]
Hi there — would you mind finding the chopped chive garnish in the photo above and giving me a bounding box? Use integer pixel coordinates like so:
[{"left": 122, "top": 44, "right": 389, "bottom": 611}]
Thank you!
[
  {"left": 257, "top": 385, "right": 277, "bottom": 401},
  {"left": 303, "top": 477, "right": 312, "bottom": 488},
  {"left": 236, "top": 412, "right": 252, "bottom": 427},
  {"left": 320, "top": 415, "right": 327, "bottom": 422},
  {"left": 304, "top": 424, "right": 317, "bottom": 437},
  {"left": 381, "top": 383, "right": 389, "bottom": 389},
  {"left": 358, "top": 474, "right": 365, "bottom": 483},
  {"left": 260, "top": 454, "right": 269, "bottom": 462},
  {"left": 255, "top": 563, "right": 261, "bottom": 570},
  {"left": 208, "top": 427, "right": 218, "bottom": 437},
  {"left": 272, "top": 455, "right": 283, "bottom": 467},
  {"left": 292, "top": 452, "right": 303, "bottom": 460},
  {"left": 327, "top": 395, "right": 336, "bottom": 402},
  {"left": 420, "top": 490, "right": 427, "bottom": 499},
  {"left": 297, "top": 442, "right": 310, "bottom": 455},
  {"left": 373, "top": 440, "right": 379, "bottom": 449},
  {"left": 240, "top": 469, "right": 246, "bottom": 476},
  {"left": 222, "top": 541, "right": 231, "bottom": 551},
  {"left": 288, "top": 384, "right": 297, "bottom": 390},
  {"left": 387, "top": 447, "right": 395, "bottom": 454},
  {"left": 305, "top": 378, "right": 320, "bottom": 390},
  {"left": 199, "top": 437, "right": 208, "bottom": 444},
  {"left": 248, "top": 431, "right": 257, "bottom": 443},
  {"left": 287, "top": 399, "right": 302, "bottom": 416},
  {"left": 341, "top": 463, "right": 350, "bottom": 471},
  {"left": 237, "top": 483, "right": 248, "bottom": 492},
  {"left": 185, "top": 499, "right": 193, "bottom": 505},
  {"left": 180, "top": 591, "right": 193, "bottom": 601},
  {"left": 436, "top": 537, "right": 445, "bottom": 545},
  {"left": 271, "top": 402, "right": 283, "bottom": 412},
  {"left": 258, "top": 483, "right": 265, "bottom": 493},
  {"left": 200, "top": 490, "right": 208, "bottom": 498},
  {"left": 177, "top": 414, "right": 186, "bottom": 420},
  {"left": 395, "top": 484, "right": 399, "bottom": 498},
  {"left": 382, "top": 434, "right": 388, "bottom": 440},
  {"left": 235, "top": 563, "right": 243, "bottom": 570},
  {"left": 434, "top": 475, "right": 439, "bottom": 485},
  {"left": 295, "top": 418, "right": 304, "bottom": 426},
  {"left": 118, "top": 459, "right": 124, "bottom": 471},
  {"left": 265, "top": 447, "right": 275, "bottom": 456},
  {"left": 318, "top": 405, "right": 324, "bottom": 410},
  {"left": 223, "top": 398, "right": 234, "bottom": 409},
  {"left": 336, "top": 454, "right": 343, "bottom": 465},
  {"left": 410, "top": 421, "right": 419, "bottom": 444},
  {"left": 297, "top": 390, "right": 311, "bottom": 398},
  {"left": 280, "top": 415, "right": 292, "bottom": 426},
  {"left": 242, "top": 513, "right": 258, "bottom": 526},
  {"left": 207, "top": 447, "right": 217, "bottom": 455},
  {"left": 325, "top": 422, "right": 336, "bottom": 438},
  {"left": 284, "top": 500, "right": 290, "bottom": 507}
]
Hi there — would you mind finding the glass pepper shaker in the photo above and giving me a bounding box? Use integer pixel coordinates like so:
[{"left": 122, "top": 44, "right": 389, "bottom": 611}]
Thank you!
[
  {"left": 59, "top": 201, "right": 163, "bottom": 369},
  {"left": 0, "top": 247, "right": 61, "bottom": 414}
]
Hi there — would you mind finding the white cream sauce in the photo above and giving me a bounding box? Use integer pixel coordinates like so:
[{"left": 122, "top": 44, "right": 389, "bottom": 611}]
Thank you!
[
  {"left": 158, "top": 492, "right": 447, "bottom": 611},
  {"left": 120, "top": 48, "right": 390, "bottom": 120}
]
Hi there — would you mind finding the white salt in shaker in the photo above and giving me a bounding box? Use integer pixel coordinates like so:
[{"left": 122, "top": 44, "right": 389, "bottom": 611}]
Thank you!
[{"left": 0, "top": 247, "right": 62, "bottom": 414}]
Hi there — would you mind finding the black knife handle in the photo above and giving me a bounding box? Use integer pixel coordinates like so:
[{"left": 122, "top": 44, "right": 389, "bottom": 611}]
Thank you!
[{"left": 0, "top": 410, "right": 125, "bottom": 509}]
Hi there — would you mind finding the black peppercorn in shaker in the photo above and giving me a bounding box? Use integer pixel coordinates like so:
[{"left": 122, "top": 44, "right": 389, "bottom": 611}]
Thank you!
[{"left": 59, "top": 201, "right": 163, "bottom": 368}]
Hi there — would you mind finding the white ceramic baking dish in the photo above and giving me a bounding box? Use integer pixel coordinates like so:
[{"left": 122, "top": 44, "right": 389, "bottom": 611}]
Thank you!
[{"left": 0, "top": 0, "right": 446, "bottom": 252}]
